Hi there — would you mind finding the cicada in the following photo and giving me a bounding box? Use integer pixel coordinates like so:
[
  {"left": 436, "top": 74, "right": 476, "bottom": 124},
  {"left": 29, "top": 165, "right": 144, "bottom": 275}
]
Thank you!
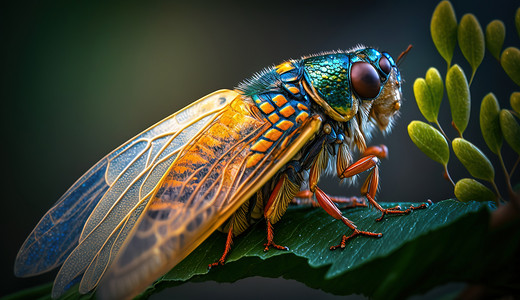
[{"left": 15, "top": 45, "right": 426, "bottom": 299}]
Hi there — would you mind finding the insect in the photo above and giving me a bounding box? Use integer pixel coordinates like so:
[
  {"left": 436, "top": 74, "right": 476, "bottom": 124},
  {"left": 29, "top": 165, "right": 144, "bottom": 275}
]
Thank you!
[{"left": 15, "top": 45, "right": 427, "bottom": 299}]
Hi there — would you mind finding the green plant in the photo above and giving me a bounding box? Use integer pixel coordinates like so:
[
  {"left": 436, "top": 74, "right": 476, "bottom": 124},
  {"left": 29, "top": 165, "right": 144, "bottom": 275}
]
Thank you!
[{"left": 409, "top": 0, "right": 520, "bottom": 205}]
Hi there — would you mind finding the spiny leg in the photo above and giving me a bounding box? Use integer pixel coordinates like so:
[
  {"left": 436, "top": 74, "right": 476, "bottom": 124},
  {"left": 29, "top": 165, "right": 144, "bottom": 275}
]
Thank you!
[
  {"left": 264, "top": 219, "right": 289, "bottom": 252},
  {"left": 366, "top": 194, "right": 432, "bottom": 222},
  {"left": 291, "top": 190, "right": 318, "bottom": 207},
  {"left": 314, "top": 187, "right": 382, "bottom": 250},
  {"left": 329, "top": 195, "right": 367, "bottom": 208},
  {"left": 341, "top": 155, "right": 429, "bottom": 222},
  {"left": 292, "top": 190, "right": 367, "bottom": 208},
  {"left": 305, "top": 144, "right": 380, "bottom": 249},
  {"left": 208, "top": 224, "right": 234, "bottom": 269},
  {"left": 263, "top": 172, "right": 298, "bottom": 252}
]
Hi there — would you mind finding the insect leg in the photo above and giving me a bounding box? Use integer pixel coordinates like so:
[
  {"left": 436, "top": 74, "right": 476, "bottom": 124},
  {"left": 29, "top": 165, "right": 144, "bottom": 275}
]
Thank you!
[
  {"left": 291, "top": 190, "right": 318, "bottom": 206},
  {"left": 342, "top": 155, "right": 430, "bottom": 221},
  {"left": 307, "top": 146, "right": 381, "bottom": 249},
  {"left": 208, "top": 224, "right": 234, "bottom": 269},
  {"left": 263, "top": 168, "right": 301, "bottom": 252},
  {"left": 314, "top": 187, "right": 382, "bottom": 250},
  {"left": 264, "top": 220, "right": 289, "bottom": 252},
  {"left": 292, "top": 190, "right": 366, "bottom": 209},
  {"left": 328, "top": 195, "right": 367, "bottom": 208},
  {"left": 361, "top": 144, "right": 388, "bottom": 159}
]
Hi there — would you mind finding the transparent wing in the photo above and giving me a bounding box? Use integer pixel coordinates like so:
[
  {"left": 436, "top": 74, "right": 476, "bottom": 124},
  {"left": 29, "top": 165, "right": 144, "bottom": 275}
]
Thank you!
[
  {"left": 13, "top": 90, "right": 238, "bottom": 291},
  {"left": 98, "top": 101, "right": 322, "bottom": 300},
  {"left": 14, "top": 160, "right": 109, "bottom": 277}
]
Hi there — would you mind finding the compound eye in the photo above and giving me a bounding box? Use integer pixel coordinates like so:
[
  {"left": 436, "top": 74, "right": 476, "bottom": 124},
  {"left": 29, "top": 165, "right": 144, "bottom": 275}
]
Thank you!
[
  {"left": 379, "top": 56, "right": 392, "bottom": 75},
  {"left": 351, "top": 62, "right": 381, "bottom": 99}
]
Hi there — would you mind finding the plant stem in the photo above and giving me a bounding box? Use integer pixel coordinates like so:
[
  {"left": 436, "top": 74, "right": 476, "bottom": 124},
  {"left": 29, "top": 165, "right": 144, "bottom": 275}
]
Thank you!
[
  {"left": 498, "top": 151, "right": 516, "bottom": 202},
  {"left": 450, "top": 121, "right": 463, "bottom": 138},
  {"left": 510, "top": 156, "right": 520, "bottom": 178},
  {"left": 443, "top": 164, "right": 455, "bottom": 188},
  {"left": 435, "top": 120, "right": 450, "bottom": 143},
  {"left": 469, "top": 70, "right": 476, "bottom": 87},
  {"left": 491, "top": 180, "right": 503, "bottom": 206}
]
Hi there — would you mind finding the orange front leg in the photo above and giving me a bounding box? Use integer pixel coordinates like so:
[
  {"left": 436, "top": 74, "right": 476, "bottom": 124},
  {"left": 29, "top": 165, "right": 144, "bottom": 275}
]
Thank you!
[
  {"left": 362, "top": 144, "right": 388, "bottom": 159},
  {"left": 341, "top": 155, "right": 429, "bottom": 221},
  {"left": 314, "top": 187, "right": 381, "bottom": 250}
]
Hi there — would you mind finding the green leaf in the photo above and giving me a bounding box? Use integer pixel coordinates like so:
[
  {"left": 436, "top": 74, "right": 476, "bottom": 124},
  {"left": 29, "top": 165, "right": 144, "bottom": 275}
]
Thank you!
[
  {"left": 454, "top": 178, "right": 496, "bottom": 202},
  {"left": 426, "top": 67, "right": 444, "bottom": 116},
  {"left": 458, "top": 14, "right": 485, "bottom": 83},
  {"left": 485, "top": 20, "right": 506, "bottom": 60},
  {"left": 414, "top": 78, "right": 435, "bottom": 122},
  {"left": 501, "top": 47, "right": 520, "bottom": 86},
  {"left": 446, "top": 65, "right": 471, "bottom": 136},
  {"left": 511, "top": 92, "right": 520, "bottom": 114},
  {"left": 500, "top": 109, "right": 520, "bottom": 155},
  {"left": 431, "top": 0, "right": 458, "bottom": 67},
  {"left": 452, "top": 138, "right": 495, "bottom": 182},
  {"left": 144, "top": 200, "right": 496, "bottom": 300},
  {"left": 414, "top": 68, "right": 444, "bottom": 123},
  {"left": 480, "top": 93, "right": 502, "bottom": 154},
  {"left": 7, "top": 201, "right": 520, "bottom": 300},
  {"left": 408, "top": 120, "right": 449, "bottom": 165}
]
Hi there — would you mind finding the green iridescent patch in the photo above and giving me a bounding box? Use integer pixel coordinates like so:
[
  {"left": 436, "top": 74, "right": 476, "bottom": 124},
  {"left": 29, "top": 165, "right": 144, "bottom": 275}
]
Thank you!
[{"left": 303, "top": 53, "right": 353, "bottom": 116}]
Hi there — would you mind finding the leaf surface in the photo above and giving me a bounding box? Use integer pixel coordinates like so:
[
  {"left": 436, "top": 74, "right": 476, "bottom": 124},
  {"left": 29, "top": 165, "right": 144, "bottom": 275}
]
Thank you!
[
  {"left": 446, "top": 65, "right": 471, "bottom": 136},
  {"left": 431, "top": 1, "right": 458, "bottom": 67},
  {"left": 145, "top": 200, "right": 500, "bottom": 300},
  {"left": 485, "top": 20, "right": 505, "bottom": 60},
  {"left": 7, "top": 200, "right": 520, "bottom": 300},
  {"left": 458, "top": 14, "right": 485, "bottom": 82},
  {"left": 480, "top": 93, "right": 502, "bottom": 154},
  {"left": 408, "top": 120, "right": 449, "bottom": 165}
]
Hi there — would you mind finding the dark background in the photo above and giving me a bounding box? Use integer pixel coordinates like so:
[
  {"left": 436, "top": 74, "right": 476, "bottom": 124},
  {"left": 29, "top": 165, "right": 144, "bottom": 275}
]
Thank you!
[{"left": 2, "top": 0, "right": 519, "bottom": 299}]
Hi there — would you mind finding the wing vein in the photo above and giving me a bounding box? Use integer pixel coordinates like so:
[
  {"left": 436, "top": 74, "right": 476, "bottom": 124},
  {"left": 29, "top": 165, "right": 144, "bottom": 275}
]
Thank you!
[{"left": 181, "top": 123, "right": 269, "bottom": 208}]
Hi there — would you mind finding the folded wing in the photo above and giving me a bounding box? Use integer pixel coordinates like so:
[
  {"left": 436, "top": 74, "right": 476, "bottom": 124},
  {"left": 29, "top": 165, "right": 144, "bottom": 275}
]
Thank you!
[
  {"left": 14, "top": 90, "right": 239, "bottom": 297},
  {"left": 99, "top": 97, "right": 322, "bottom": 299}
]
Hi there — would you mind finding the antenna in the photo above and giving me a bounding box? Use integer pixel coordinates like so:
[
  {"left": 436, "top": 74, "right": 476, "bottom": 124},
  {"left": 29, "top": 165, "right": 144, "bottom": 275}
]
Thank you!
[{"left": 397, "top": 45, "right": 413, "bottom": 66}]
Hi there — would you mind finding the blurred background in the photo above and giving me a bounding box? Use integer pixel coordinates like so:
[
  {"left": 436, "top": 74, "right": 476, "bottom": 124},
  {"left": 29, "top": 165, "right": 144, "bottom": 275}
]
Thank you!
[{"left": 2, "top": 0, "right": 519, "bottom": 299}]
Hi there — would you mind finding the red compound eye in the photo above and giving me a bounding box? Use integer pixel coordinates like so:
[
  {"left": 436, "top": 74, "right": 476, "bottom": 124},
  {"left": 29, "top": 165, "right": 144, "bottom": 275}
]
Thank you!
[
  {"left": 351, "top": 62, "right": 381, "bottom": 99},
  {"left": 379, "top": 56, "right": 392, "bottom": 75}
]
